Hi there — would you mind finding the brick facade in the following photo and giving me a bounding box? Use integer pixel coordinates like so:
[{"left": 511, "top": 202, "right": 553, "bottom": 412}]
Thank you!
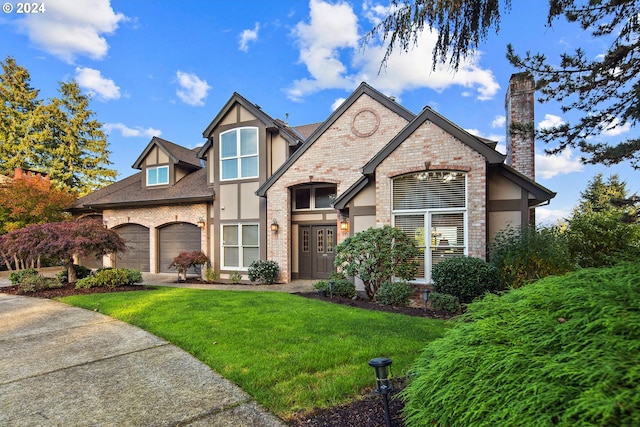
[
  {"left": 265, "top": 94, "right": 411, "bottom": 282},
  {"left": 375, "top": 122, "right": 488, "bottom": 259},
  {"left": 103, "top": 203, "right": 209, "bottom": 273}
]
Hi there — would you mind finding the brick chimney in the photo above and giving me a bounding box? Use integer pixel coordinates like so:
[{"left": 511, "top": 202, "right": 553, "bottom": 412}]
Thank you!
[{"left": 505, "top": 73, "right": 535, "bottom": 180}]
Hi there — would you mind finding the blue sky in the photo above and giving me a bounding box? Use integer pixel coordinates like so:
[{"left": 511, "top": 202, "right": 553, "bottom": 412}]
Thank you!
[{"left": 1, "top": 0, "right": 637, "bottom": 223}]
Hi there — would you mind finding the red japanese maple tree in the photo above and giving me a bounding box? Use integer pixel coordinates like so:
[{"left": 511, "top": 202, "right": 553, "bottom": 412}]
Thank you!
[{"left": 0, "top": 219, "right": 127, "bottom": 282}]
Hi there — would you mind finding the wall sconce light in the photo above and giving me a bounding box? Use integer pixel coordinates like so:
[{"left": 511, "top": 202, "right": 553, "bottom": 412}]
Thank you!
[
  {"left": 196, "top": 217, "right": 205, "bottom": 228},
  {"left": 340, "top": 217, "right": 349, "bottom": 232},
  {"left": 368, "top": 357, "right": 393, "bottom": 427},
  {"left": 271, "top": 219, "right": 279, "bottom": 233}
]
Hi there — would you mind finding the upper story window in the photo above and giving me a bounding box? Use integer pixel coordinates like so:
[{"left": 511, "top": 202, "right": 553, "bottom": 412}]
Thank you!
[
  {"left": 293, "top": 185, "right": 336, "bottom": 210},
  {"left": 147, "top": 165, "right": 169, "bottom": 186},
  {"left": 220, "top": 127, "right": 258, "bottom": 180}
]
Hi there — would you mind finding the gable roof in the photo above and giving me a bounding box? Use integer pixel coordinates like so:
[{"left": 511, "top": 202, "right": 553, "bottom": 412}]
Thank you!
[
  {"left": 71, "top": 167, "right": 214, "bottom": 212},
  {"left": 256, "top": 82, "right": 415, "bottom": 197},
  {"left": 196, "top": 92, "right": 302, "bottom": 158},
  {"left": 361, "top": 106, "right": 505, "bottom": 175},
  {"left": 132, "top": 136, "right": 201, "bottom": 170}
]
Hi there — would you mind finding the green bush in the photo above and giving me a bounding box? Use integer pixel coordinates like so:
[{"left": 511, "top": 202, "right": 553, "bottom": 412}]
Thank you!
[
  {"left": 57, "top": 265, "right": 92, "bottom": 283},
  {"left": 313, "top": 273, "right": 356, "bottom": 298},
  {"left": 566, "top": 210, "right": 640, "bottom": 268},
  {"left": 402, "top": 262, "right": 640, "bottom": 427},
  {"left": 375, "top": 281, "right": 412, "bottom": 306},
  {"left": 18, "top": 274, "right": 62, "bottom": 293},
  {"left": 204, "top": 266, "right": 219, "bottom": 283},
  {"left": 248, "top": 260, "right": 280, "bottom": 284},
  {"left": 75, "top": 268, "right": 141, "bottom": 289},
  {"left": 431, "top": 256, "right": 500, "bottom": 303},
  {"left": 489, "top": 225, "right": 575, "bottom": 288},
  {"left": 229, "top": 271, "right": 242, "bottom": 284},
  {"left": 9, "top": 268, "right": 38, "bottom": 285},
  {"left": 334, "top": 225, "right": 420, "bottom": 300},
  {"left": 428, "top": 292, "right": 461, "bottom": 313}
]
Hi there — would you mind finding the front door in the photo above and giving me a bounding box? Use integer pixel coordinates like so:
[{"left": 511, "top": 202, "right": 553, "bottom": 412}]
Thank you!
[{"left": 299, "top": 225, "right": 336, "bottom": 279}]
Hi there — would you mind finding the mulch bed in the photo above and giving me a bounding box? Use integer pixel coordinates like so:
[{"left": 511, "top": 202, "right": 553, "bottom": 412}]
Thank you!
[{"left": 1, "top": 281, "right": 453, "bottom": 427}]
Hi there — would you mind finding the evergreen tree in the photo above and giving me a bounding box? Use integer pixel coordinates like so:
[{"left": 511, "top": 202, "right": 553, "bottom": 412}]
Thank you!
[
  {"left": 365, "top": 0, "right": 640, "bottom": 168},
  {"left": 0, "top": 56, "right": 117, "bottom": 196},
  {"left": 0, "top": 56, "right": 47, "bottom": 173},
  {"left": 46, "top": 81, "right": 116, "bottom": 195}
]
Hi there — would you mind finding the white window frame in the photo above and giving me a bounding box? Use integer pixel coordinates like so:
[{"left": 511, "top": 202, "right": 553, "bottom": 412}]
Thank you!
[
  {"left": 221, "top": 223, "right": 260, "bottom": 270},
  {"left": 146, "top": 165, "right": 169, "bottom": 186},
  {"left": 219, "top": 127, "right": 259, "bottom": 181},
  {"left": 391, "top": 171, "right": 468, "bottom": 283}
]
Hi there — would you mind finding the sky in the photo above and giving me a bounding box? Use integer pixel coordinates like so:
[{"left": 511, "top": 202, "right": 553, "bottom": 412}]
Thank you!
[{"left": 1, "top": 0, "right": 637, "bottom": 224}]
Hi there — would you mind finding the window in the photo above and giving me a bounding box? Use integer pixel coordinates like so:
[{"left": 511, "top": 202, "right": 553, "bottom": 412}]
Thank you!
[
  {"left": 222, "top": 224, "right": 259, "bottom": 269},
  {"left": 292, "top": 185, "right": 336, "bottom": 210},
  {"left": 393, "top": 171, "right": 467, "bottom": 283},
  {"left": 147, "top": 165, "right": 169, "bottom": 186},
  {"left": 220, "top": 127, "right": 258, "bottom": 180}
]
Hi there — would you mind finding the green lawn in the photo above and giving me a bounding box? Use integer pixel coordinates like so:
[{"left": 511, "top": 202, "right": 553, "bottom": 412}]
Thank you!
[{"left": 60, "top": 287, "right": 450, "bottom": 417}]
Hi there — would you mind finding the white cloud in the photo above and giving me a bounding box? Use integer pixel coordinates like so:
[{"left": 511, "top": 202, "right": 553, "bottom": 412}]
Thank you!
[
  {"left": 17, "top": 0, "right": 125, "bottom": 62},
  {"left": 536, "top": 148, "right": 584, "bottom": 179},
  {"left": 331, "top": 97, "right": 346, "bottom": 111},
  {"left": 239, "top": 23, "right": 260, "bottom": 52},
  {"left": 175, "top": 71, "right": 211, "bottom": 106},
  {"left": 538, "top": 113, "right": 565, "bottom": 130},
  {"left": 75, "top": 67, "right": 120, "bottom": 101},
  {"left": 287, "top": 0, "right": 500, "bottom": 102},
  {"left": 491, "top": 115, "right": 506, "bottom": 128},
  {"left": 601, "top": 116, "right": 632, "bottom": 136},
  {"left": 536, "top": 207, "right": 570, "bottom": 225},
  {"left": 104, "top": 123, "right": 160, "bottom": 138}
]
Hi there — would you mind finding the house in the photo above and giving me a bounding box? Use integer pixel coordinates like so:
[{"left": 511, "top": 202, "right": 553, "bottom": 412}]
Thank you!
[{"left": 71, "top": 73, "right": 555, "bottom": 283}]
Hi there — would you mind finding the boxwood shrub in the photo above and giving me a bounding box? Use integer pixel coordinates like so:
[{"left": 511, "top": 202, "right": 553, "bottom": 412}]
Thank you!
[
  {"left": 313, "top": 273, "right": 356, "bottom": 298},
  {"left": 402, "top": 262, "right": 640, "bottom": 427},
  {"left": 431, "top": 256, "right": 500, "bottom": 303},
  {"left": 76, "top": 268, "right": 142, "bottom": 289},
  {"left": 429, "top": 292, "right": 461, "bottom": 314},
  {"left": 375, "top": 281, "right": 412, "bottom": 306}
]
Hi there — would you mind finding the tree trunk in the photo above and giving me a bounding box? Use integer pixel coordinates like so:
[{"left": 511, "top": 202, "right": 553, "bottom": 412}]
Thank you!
[{"left": 67, "top": 261, "right": 77, "bottom": 283}]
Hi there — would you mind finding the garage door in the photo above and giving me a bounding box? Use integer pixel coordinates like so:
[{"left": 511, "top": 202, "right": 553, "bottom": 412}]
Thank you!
[
  {"left": 115, "top": 224, "right": 150, "bottom": 272},
  {"left": 158, "top": 222, "right": 201, "bottom": 273}
]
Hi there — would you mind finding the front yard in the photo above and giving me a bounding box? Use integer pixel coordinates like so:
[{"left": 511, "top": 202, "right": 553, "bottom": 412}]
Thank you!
[{"left": 60, "top": 287, "right": 450, "bottom": 420}]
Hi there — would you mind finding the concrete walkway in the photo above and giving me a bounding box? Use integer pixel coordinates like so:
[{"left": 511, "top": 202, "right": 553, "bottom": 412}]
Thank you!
[{"left": 0, "top": 275, "right": 311, "bottom": 426}]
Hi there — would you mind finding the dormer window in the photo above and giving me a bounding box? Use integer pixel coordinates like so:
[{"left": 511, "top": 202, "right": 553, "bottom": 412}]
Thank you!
[
  {"left": 147, "top": 165, "right": 169, "bottom": 186},
  {"left": 220, "top": 127, "right": 258, "bottom": 180}
]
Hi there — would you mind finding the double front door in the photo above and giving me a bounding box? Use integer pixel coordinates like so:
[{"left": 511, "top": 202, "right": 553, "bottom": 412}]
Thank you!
[{"left": 298, "top": 225, "right": 336, "bottom": 279}]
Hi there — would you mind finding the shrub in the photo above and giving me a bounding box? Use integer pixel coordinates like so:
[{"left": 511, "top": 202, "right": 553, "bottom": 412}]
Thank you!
[
  {"left": 431, "top": 256, "right": 500, "bottom": 303},
  {"left": 75, "top": 268, "right": 140, "bottom": 289},
  {"left": 313, "top": 273, "right": 356, "bottom": 298},
  {"left": 57, "top": 265, "right": 92, "bottom": 283},
  {"left": 248, "top": 260, "right": 280, "bottom": 284},
  {"left": 9, "top": 268, "right": 38, "bottom": 285},
  {"left": 375, "top": 281, "right": 412, "bottom": 306},
  {"left": 489, "top": 225, "right": 576, "bottom": 288},
  {"left": 168, "top": 250, "right": 210, "bottom": 280},
  {"left": 334, "top": 225, "right": 420, "bottom": 300},
  {"left": 204, "top": 266, "right": 219, "bottom": 283},
  {"left": 566, "top": 210, "right": 640, "bottom": 268},
  {"left": 229, "top": 271, "right": 242, "bottom": 284},
  {"left": 402, "top": 262, "right": 640, "bottom": 427},
  {"left": 429, "top": 292, "right": 461, "bottom": 313},
  {"left": 18, "top": 274, "right": 62, "bottom": 293}
]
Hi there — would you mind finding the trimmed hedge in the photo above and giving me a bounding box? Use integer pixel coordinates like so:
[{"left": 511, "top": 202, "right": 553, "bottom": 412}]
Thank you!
[
  {"left": 375, "top": 281, "right": 412, "bottom": 306},
  {"left": 431, "top": 256, "right": 500, "bottom": 303},
  {"left": 402, "top": 262, "right": 640, "bottom": 427},
  {"left": 76, "top": 268, "right": 142, "bottom": 289}
]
